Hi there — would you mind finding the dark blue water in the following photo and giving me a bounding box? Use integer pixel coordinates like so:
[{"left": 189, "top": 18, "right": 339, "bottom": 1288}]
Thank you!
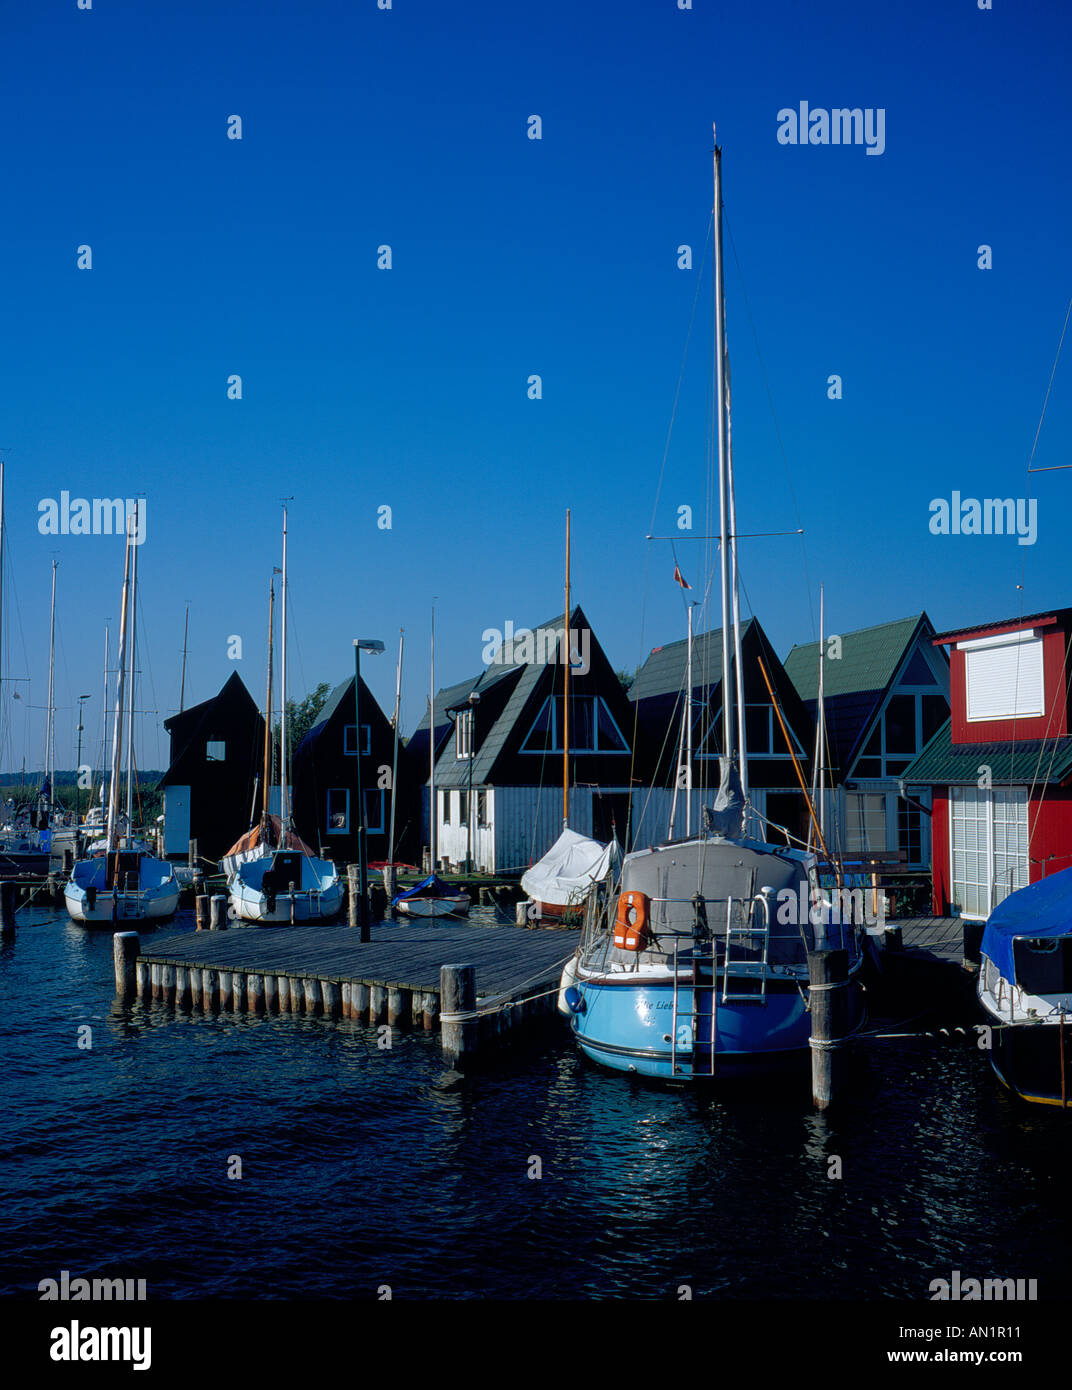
[{"left": 3, "top": 905, "right": 1070, "bottom": 1301}]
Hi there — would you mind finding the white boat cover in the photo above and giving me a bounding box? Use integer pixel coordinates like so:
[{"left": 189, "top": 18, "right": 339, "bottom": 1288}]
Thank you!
[
  {"left": 521, "top": 829, "right": 621, "bottom": 908},
  {"left": 222, "top": 816, "right": 315, "bottom": 875}
]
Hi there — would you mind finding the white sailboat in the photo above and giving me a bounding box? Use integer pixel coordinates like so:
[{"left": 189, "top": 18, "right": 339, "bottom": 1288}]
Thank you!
[
  {"left": 65, "top": 506, "right": 180, "bottom": 925},
  {"left": 225, "top": 510, "right": 343, "bottom": 925}
]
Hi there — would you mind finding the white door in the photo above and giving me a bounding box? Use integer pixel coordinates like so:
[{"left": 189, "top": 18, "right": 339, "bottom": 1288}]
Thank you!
[{"left": 950, "top": 785, "right": 1028, "bottom": 919}]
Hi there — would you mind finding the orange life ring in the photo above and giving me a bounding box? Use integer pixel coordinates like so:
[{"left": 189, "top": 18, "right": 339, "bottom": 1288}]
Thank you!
[{"left": 613, "top": 890, "right": 651, "bottom": 951}]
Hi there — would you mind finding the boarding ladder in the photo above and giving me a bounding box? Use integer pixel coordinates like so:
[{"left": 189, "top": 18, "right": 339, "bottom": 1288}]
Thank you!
[{"left": 721, "top": 874, "right": 770, "bottom": 1005}]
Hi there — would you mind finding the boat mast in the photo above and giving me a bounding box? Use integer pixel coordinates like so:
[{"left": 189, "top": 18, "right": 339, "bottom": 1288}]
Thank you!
[
  {"left": 388, "top": 628, "right": 403, "bottom": 867},
  {"left": 262, "top": 575, "right": 275, "bottom": 837},
  {"left": 686, "top": 602, "right": 694, "bottom": 836},
  {"left": 429, "top": 606, "right": 436, "bottom": 871},
  {"left": 818, "top": 585, "right": 826, "bottom": 840},
  {"left": 280, "top": 505, "right": 289, "bottom": 830},
  {"left": 106, "top": 530, "right": 132, "bottom": 854},
  {"left": 46, "top": 559, "right": 57, "bottom": 810},
  {"left": 712, "top": 127, "right": 737, "bottom": 775},
  {"left": 124, "top": 504, "right": 139, "bottom": 839},
  {"left": 99, "top": 624, "right": 109, "bottom": 820},
  {"left": 563, "top": 508, "right": 571, "bottom": 830},
  {"left": 0, "top": 461, "right": 4, "bottom": 770},
  {"left": 727, "top": 426, "right": 748, "bottom": 805},
  {"left": 179, "top": 604, "right": 189, "bottom": 713}
]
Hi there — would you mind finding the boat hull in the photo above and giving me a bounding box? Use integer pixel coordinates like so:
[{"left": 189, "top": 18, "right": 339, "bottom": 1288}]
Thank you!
[
  {"left": 228, "top": 880, "right": 344, "bottom": 925},
  {"left": 985, "top": 1015, "right": 1072, "bottom": 1107},
  {"left": 569, "top": 973, "right": 864, "bottom": 1081},
  {"left": 396, "top": 895, "right": 470, "bottom": 918},
  {"left": 64, "top": 884, "right": 180, "bottom": 925}
]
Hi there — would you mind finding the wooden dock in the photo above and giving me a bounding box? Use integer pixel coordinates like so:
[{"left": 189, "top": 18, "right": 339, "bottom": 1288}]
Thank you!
[{"left": 114, "top": 921, "right": 581, "bottom": 1063}]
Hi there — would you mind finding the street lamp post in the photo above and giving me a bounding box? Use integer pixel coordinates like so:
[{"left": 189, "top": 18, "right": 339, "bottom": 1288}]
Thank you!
[
  {"left": 353, "top": 639, "right": 385, "bottom": 941},
  {"left": 75, "top": 694, "right": 91, "bottom": 821}
]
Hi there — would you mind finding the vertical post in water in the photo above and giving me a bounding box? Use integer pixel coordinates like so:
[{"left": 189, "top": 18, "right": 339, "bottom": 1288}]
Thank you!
[
  {"left": 440, "top": 963, "right": 477, "bottom": 1067},
  {"left": 347, "top": 863, "right": 360, "bottom": 930},
  {"left": 0, "top": 879, "right": 16, "bottom": 936},
  {"left": 113, "top": 932, "right": 140, "bottom": 1000},
  {"left": 808, "top": 948, "right": 849, "bottom": 1110}
]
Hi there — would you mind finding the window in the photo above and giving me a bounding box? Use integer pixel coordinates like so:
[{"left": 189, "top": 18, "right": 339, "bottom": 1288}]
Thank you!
[
  {"left": 845, "top": 793, "right": 886, "bottom": 852},
  {"left": 960, "top": 632, "right": 1044, "bottom": 722},
  {"left": 456, "top": 710, "right": 474, "bottom": 760},
  {"left": 698, "top": 703, "right": 803, "bottom": 759},
  {"left": 441, "top": 790, "right": 451, "bottom": 825},
  {"left": 950, "top": 785, "right": 1028, "bottom": 919},
  {"left": 343, "top": 724, "right": 371, "bottom": 755},
  {"left": 363, "top": 789, "right": 386, "bottom": 835},
  {"left": 520, "top": 695, "right": 628, "bottom": 753},
  {"left": 921, "top": 695, "right": 948, "bottom": 745},
  {"left": 476, "top": 789, "right": 489, "bottom": 827},
  {"left": 459, "top": 791, "right": 468, "bottom": 829},
  {"left": 326, "top": 789, "right": 349, "bottom": 834},
  {"left": 206, "top": 740, "right": 225, "bottom": 761},
  {"left": 898, "top": 801, "right": 922, "bottom": 866}
]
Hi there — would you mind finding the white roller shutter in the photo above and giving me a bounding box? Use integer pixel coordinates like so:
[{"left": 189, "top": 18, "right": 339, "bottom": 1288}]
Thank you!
[{"left": 960, "top": 632, "right": 1044, "bottom": 721}]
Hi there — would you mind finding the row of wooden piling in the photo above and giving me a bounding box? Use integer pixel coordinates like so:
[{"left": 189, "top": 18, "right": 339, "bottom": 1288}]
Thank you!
[{"left": 112, "top": 933, "right": 556, "bottom": 1064}]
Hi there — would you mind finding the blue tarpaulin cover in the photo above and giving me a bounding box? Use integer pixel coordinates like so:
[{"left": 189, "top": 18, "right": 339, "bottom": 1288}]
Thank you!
[
  {"left": 981, "top": 866, "right": 1072, "bottom": 980},
  {"left": 391, "top": 874, "right": 460, "bottom": 907}
]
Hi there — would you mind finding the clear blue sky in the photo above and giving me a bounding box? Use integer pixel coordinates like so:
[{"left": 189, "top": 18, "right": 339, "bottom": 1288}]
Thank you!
[{"left": 2, "top": 0, "right": 1069, "bottom": 774}]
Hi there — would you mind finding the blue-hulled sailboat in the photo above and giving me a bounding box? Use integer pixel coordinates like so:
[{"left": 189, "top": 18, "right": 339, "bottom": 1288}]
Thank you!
[{"left": 557, "top": 131, "right": 868, "bottom": 1079}]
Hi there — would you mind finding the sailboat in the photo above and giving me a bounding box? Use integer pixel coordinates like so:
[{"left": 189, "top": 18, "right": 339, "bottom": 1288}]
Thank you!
[
  {"left": 558, "top": 132, "right": 868, "bottom": 1078},
  {"left": 523, "top": 513, "right": 622, "bottom": 924},
  {"left": 225, "top": 511, "right": 343, "bottom": 925},
  {"left": 65, "top": 507, "right": 180, "bottom": 925}
]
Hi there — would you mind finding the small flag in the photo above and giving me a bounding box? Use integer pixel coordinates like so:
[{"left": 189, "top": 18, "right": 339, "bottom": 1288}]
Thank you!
[
  {"left": 673, "top": 563, "right": 691, "bottom": 590},
  {"left": 273, "top": 567, "right": 282, "bottom": 575}
]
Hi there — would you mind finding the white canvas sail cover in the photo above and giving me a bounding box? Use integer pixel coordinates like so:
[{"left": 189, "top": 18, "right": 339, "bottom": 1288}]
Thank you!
[{"left": 521, "top": 828, "right": 622, "bottom": 908}]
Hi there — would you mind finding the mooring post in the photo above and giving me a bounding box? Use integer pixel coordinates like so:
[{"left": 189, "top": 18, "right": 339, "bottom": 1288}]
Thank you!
[
  {"left": 62, "top": 847, "right": 74, "bottom": 875},
  {"left": 962, "top": 920, "right": 984, "bottom": 973},
  {"left": 0, "top": 879, "right": 16, "bottom": 936},
  {"left": 808, "top": 948, "right": 849, "bottom": 1110},
  {"left": 188, "top": 837, "right": 198, "bottom": 869},
  {"left": 210, "top": 894, "right": 227, "bottom": 931},
  {"left": 195, "top": 895, "right": 208, "bottom": 931},
  {"left": 440, "top": 963, "right": 477, "bottom": 1067},
  {"left": 112, "top": 931, "right": 140, "bottom": 1001},
  {"left": 383, "top": 864, "right": 397, "bottom": 902},
  {"left": 347, "top": 863, "right": 360, "bottom": 931},
  {"left": 516, "top": 900, "right": 529, "bottom": 928}
]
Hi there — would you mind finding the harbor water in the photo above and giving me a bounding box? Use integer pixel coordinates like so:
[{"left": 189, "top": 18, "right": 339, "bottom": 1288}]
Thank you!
[{"left": 3, "top": 904, "right": 1071, "bottom": 1301}]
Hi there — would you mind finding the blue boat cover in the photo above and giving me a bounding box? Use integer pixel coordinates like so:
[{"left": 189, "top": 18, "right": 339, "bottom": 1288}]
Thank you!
[
  {"left": 981, "top": 866, "right": 1072, "bottom": 980},
  {"left": 391, "top": 874, "right": 460, "bottom": 907}
]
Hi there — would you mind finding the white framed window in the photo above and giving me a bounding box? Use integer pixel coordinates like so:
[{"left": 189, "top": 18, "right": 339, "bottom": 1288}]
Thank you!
[
  {"left": 206, "top": 740, "right": 225, "bottom": 761},
  {"left": 456, "top": 710, "right": 474, "bottom": 760},
  {"left": 519, "top": 695, "right": 628, "bottom": 753},
  {"left": 441, "top": 790, "right": 451, "bottom": 825},
  {"left": 845, "top": 792, "right": 887, "bottom": 852},
  {"left": 959, "top": 632, "right": 1044, "bottom": 722},
  {"left": 950, "top": 785, "right": 1028, "bottom": 919}
]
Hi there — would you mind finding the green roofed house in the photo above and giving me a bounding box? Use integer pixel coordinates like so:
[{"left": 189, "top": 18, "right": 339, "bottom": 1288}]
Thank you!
[
  {"left": 629, "top": 617, "right": 816, "bottom": 848},
  {"left": 411, "top": 605, "right": 635, "bottom": 874},
  {"left": 783, "top": 613, "right": 950, "bottom": 870}
]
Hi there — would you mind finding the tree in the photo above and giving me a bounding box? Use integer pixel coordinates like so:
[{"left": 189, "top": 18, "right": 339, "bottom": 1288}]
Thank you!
[
  {"left": 273, "top": 682, "right": 332, "bottom": 765},
  {"left": 615, "top": 668, "right": 636, "bottom": 693}
]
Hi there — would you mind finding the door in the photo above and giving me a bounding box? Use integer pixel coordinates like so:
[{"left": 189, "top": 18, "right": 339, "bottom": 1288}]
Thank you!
[{"left": 164, "top": 786, "right": 191, "bottom": 855}]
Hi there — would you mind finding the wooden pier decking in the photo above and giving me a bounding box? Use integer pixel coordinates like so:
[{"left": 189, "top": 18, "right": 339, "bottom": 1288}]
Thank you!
[{"left": 118, "top": 922, "right": 581, "bottom": 1059}]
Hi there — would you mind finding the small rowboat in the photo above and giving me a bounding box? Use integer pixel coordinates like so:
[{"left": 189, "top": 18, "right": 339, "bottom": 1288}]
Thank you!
[{"left": 393, "top": 874, "right": 470, "bottom": 919}]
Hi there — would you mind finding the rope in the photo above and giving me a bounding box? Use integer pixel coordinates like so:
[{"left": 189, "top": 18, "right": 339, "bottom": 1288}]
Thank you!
[{"left": 440, "top": 952, "right": 577, "bottom": 1022}]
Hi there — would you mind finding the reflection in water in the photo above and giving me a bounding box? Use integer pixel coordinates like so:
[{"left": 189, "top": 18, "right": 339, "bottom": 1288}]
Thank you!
[{"left": 1, "top": 904, "right": 1070, "bottom": 1298}]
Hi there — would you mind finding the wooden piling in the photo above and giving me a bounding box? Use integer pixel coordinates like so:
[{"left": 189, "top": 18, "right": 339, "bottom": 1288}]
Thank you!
[
  {"left": 188, "top": 837, "right": 198, "bottom": 868},
  {"left": 231, "top": 971, "right": 247, "bottom": 1012},
  {"left": 175, "top": 965, "right": 191, "bottom": 1011},
  {"left": 341, "top": 982, "right": 352, "bottom": 1019},
  {"left": 388, "top": 986, "right": 409, "bottom": 1029},
  {"left": 516, "top": 901, "right": 529, "bottom": 928},
  {"left": 247, "top": 974, "right": 265, "bottom": 1015},
  {"left": 441, "top": 963, "right": 477, "bottom": 1067},
  {"left": 352, "top": 982, "right": 370, "bottom": 1022},
  {"left": 190, "top": 966, "right": 203, "bottom": 1010},
  {"left": 203, "top": 968, "right": 219, "bottom": 1012},
  {"left": 347, "top": 864, "right": 360, "bottom": 929},
  {"left": 808, "top": 948, "right": 850, "bottom": 1110},
  {"left": 195, "top": 896, "right": 208, "bottom": 932},
  {"left": 211, "top": 895, "right": 227, "bottom": 931},
  {"left": 277, "top": 976, "right": 291, "bottom": 1013},
  {"left": 150, "top": 961, "right": 162, "bottom": 1001},
  {"left": 135, "top": 960, "right": 150, "bottom": 1001},
  {"left": 289, "top": 977, "right": 304, "bottom": 1014},
  {"left": 962, "top": 920, "right": 984, "bottom": 972},
  {"left": 0, "top": 879, "right": 18, "bottom": 936},
  {"left": 161, "top": 963, "right": 176, "bottom": 1007},
  {"left": 219, "top": 970, "right": 233, "bottom": 1010},
  {"left": 369, "top": 983, "right": 388, "bottom": 1025},
  {"left": 63, "top": 847, "right": 74, "bottom": 874},
  {"left": 421, "top": 991, "right": 439, "bottom": 1032},
  {"left": 322, "top": 980, "right": 341, "bottom": 1018},
  {"left": 112, "top": 931, "right": 139, "bottom": 1001},
  {"left": 264, "top": 975, "right": 278, "bottom": 1014},
  {"left": 303, "top": 978, "right": 320, "bottom": 1016}
]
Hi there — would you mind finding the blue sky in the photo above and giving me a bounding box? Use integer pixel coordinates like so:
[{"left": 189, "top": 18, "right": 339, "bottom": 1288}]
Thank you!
[{"left": 2, "top": 0, "right": 1069, "bottom": 774}]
